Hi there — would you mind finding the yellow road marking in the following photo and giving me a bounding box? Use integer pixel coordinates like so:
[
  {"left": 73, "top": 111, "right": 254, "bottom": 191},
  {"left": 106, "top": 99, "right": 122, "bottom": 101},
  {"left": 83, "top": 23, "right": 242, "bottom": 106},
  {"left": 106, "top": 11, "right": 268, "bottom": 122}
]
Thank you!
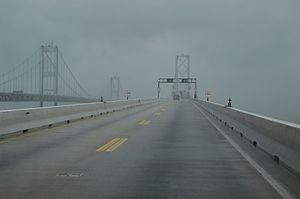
[
  {"left": 96, "top": 137, "right": 121, "bottom": 152},
  {"left": 139, "top": 120, "right": 152, "bottom": 125},
  {"left": 138, "top": 120, "right": 147, "bottom": 125},
  {"left": 106, "top": 138, "right": 127, "bottom": 152},
  {"left": 143, "top": 120, "right": 152, "bottom": 125},
  {"left": 96, "top": 137, "right": 128, "bottom": 153},
  {"left": 0, "top": 137, "right": 18, "bottom": 144},
  {"left": 153, "top": 112, "right": 161, "bottom": 116},
  {"left": 161, "top": 108, "right": 166, "bottom": 111}
]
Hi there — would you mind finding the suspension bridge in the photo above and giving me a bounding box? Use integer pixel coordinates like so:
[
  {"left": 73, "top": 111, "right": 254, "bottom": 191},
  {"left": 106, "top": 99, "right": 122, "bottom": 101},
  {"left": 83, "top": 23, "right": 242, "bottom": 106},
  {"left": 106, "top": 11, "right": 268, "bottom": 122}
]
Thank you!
[
  {"left": 0, "top": 49, "right": 299, "bottom": 199},
  {"left": 0, "top": 44, "right": 98, "bottom": 106}
]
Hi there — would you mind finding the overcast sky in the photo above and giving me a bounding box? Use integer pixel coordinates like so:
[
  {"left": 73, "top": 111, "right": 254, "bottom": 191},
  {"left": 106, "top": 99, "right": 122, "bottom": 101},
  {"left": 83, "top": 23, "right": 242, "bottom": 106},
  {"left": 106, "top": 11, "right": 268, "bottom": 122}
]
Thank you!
[{"left": 0, "top": 0, "right": 299, "bottom": 123}]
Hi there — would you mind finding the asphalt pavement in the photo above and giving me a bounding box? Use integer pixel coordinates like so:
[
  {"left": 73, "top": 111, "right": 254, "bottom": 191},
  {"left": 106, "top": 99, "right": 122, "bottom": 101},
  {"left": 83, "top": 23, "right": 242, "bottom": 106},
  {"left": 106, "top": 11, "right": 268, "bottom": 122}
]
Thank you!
[{"left": 0, "top": 100, "right": 298, "bottom": 198}]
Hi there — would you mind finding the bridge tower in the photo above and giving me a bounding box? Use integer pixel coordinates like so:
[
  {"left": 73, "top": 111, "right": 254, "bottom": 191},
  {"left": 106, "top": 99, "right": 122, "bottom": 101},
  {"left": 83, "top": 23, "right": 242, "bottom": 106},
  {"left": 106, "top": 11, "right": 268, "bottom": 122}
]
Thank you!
[
  {"left": 174, "top": 54, "right": 190, "bottom": 99},
  {"left": 110, "top": 76, "right": 121, "bottom": 101},
  {"left": 40, "top": 44, "right": 59, "bottom": 107}
]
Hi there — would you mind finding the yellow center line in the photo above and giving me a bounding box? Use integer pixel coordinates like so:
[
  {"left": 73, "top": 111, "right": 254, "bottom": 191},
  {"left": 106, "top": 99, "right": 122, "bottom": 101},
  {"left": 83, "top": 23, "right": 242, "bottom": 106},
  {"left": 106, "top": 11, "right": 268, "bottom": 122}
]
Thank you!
[
  {"left": 153, "top": 112, "right": 161, "bottom": 116},
  {"left": 105, "top": 138, "right": 128, "bottom": 152},
  {"left": 138, "top": 120, "right": 152, "bottom": 125},
  {"left": 138, "top": 120, "right": 147, "bottom": 125},
  {"left": 143, "top": 120, "right": 152, "bottom": 125},
  {"left": 96, "top": 137, "right": 121, "bottom": 152}
]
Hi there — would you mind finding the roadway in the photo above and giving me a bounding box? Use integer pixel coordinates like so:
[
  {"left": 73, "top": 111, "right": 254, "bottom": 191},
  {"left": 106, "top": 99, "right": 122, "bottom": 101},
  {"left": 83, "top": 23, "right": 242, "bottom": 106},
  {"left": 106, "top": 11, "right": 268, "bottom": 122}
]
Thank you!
[{"left": 0, "top": 100, "right": 299, "bottom": 198}]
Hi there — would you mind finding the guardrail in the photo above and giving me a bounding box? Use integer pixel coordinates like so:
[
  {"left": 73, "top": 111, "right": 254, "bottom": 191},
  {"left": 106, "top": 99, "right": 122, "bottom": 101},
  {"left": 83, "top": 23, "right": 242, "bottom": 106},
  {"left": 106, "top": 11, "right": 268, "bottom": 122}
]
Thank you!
[
  {"left": 0, "top": 98, "right": 158, "bottom": 137},
  {"left": 194, "top": 99, "right": 300, "bottom": 175}
]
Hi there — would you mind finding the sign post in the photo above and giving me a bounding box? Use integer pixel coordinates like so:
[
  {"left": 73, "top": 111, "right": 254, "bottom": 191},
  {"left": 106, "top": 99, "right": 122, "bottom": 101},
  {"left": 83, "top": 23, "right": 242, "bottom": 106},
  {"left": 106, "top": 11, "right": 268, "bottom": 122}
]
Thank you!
[
  {"left": 205, "top": 90, "right": 212, "bottom": 101},
  {"left": 124, "top": 90, "right": 131, "bottom": 100}
]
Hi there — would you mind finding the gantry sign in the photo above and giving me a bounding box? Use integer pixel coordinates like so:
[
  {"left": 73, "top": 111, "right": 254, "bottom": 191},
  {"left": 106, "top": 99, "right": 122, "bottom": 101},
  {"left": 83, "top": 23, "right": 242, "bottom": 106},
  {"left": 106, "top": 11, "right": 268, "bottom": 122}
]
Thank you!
[{"left": 157, "top": 77, "right": 197, "bottom": 99}]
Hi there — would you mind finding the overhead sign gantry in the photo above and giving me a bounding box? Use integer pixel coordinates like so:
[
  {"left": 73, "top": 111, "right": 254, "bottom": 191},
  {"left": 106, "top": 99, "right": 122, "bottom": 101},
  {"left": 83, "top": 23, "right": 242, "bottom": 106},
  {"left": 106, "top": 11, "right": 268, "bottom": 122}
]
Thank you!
[
  {"left": 157, "top": 77, "right": 197, "bottom": 99},
  {"left": 157, "top": 54, "right": 197, "bottom": 100}
]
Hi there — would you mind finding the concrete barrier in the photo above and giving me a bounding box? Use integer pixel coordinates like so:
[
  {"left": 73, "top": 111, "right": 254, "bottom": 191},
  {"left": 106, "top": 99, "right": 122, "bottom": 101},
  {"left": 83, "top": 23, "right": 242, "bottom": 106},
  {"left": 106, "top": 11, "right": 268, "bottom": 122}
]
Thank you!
[
  {"left": 194, "top": 99, "right": 300, "bottom": 175},
  {"left": 0, "top": 98, "right": 158, "bottom": 137}
]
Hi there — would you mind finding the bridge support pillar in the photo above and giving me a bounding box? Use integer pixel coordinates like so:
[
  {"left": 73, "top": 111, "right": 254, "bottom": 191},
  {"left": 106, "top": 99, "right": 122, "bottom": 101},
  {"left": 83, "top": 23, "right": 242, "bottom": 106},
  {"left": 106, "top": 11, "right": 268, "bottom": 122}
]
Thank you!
[
  {"left": 110, "top": 76, "right": 121, "bottom": 101},
  {"left": 39, "top": 44, "right": 59, "bottom": 107}
]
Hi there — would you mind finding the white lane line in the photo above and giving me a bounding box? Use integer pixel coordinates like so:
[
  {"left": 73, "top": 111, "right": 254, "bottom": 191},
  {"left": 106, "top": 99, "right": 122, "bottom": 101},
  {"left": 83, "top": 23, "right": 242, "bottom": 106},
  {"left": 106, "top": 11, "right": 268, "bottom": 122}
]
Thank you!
[{"left": 192, "top": 102, "right": 294, "bottom": 199}]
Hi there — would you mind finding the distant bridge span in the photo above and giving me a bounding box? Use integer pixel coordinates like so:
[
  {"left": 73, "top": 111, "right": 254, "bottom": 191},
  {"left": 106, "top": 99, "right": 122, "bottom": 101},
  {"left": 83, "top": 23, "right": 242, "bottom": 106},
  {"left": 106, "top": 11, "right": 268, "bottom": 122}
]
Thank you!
[
  {"left": 0, "top": 92, "right": 98, "bottom": 103},
  {"left": 0, "top": 44, "right": 97, "bottom": 106}
]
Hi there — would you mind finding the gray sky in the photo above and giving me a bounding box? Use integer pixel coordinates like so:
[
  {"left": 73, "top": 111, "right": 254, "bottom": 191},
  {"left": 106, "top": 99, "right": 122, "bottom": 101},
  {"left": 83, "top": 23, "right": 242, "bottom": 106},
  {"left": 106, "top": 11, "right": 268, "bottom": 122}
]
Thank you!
[{"left": 0, "top": 0, "right": 299, "bottom": 123}]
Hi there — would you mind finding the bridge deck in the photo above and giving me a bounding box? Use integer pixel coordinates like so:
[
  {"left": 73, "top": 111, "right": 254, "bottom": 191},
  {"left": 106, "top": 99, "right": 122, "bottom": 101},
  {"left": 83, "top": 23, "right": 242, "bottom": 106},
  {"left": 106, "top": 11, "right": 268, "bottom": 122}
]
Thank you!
[
  {"left": 0, "top": 92, "right": 97, "bottom": 103},
  {"left": 0, "top": 101, "right": 299, "bottom": 198}
]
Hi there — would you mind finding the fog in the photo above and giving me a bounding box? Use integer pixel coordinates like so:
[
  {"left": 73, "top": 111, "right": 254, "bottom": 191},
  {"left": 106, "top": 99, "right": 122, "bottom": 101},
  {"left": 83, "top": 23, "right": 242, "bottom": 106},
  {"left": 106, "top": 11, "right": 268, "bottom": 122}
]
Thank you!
[{"left": 0, "top": 0, "right": 299, "bottom": 124}]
